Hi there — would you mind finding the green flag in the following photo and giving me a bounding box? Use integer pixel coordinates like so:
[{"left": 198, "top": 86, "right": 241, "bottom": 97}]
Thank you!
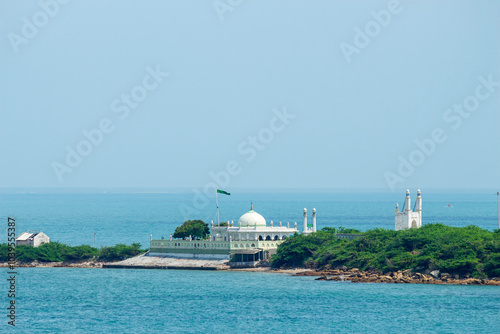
[{"left": 217, "top": 189, "right": 230, "bottom": 196}]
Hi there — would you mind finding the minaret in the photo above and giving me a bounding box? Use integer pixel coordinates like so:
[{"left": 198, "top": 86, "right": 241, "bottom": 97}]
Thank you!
[
  {"left": 395, "top": 203, "right": 399, "bottom": 214},
  {"left": 405, "top": 189, "right": 411, "bottom": 212},
  {"left": 416, "top": 188, "right": 422, "bottom": 227},
  {"left": 303, "top": 208, "right": 308, "bottom": 234},
  {"left": 312, "top": 208, "right": 317, "bottom": 232}
]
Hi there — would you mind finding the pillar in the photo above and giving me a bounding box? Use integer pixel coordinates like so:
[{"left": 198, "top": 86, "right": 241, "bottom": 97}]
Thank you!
[
  {"left": 303, "top": 208, "right": 307, "bottom": 233},
  {"left": 416, "top": 189, "right": 422, "bottom": 227},
  {"left": 312, "top": 208, "right": 317, "bottom": 232},
  {"left": 405, "top": 189, "right": 411, "bottom": 212}
]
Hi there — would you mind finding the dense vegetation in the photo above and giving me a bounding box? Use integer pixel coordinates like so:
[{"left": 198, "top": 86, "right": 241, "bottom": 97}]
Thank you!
[
  {"left": 173, "top": 220, "right": 210, "bottom": 239},
  {"left": 0, "top": 242, "right": 147, "bottom": 263},
  {"left": 272, "top": 224, "right": 500, "bottom": 278}
]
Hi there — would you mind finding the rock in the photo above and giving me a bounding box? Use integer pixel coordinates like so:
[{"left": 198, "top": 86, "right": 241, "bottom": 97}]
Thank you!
[
  {"left": 351, "top": 268, "right": 359, "bottom": 272},
  {"left": 441, "top": 273, "right": 450, "bottom": 280},
  {"left": 430, "top": 270, "right": 440, "bottom": 278},
  {"left": 454, "top": 274, "right": 460, "bottom": 279},
  {"left": 413, "top": 273, "right": 423, "bottom": 279},
  {"left": 315, "top": 275, "right": 327, "bottom": 281},
  {"left": 337, "top": 265, "right": 347, "bottom": 271},
  {"left": 462, "top": 278, "right": 477, "bottom": 285},
  {"left": 486, "top": 280, "right": 500, "bottom": 286}
]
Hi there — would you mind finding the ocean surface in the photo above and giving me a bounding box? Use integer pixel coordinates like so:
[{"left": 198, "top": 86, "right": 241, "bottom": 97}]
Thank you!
[
  {"left": 1, "top": 191, "right": 499, "bottom": 333},
  {"left": 0, "top": 190, "right": 498, "bottom": 247},
  {"left": 1, "top": 268, "right": 499, "bottom": 333}
]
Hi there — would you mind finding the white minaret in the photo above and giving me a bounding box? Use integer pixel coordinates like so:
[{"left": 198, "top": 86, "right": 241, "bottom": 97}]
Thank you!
[
  {"left": 416, "top": 188, "right": 422, "bottom": 226},
  {"left": 312, "top": 208, "right": 317, "bottom": 232},
  {"left": 405, "top": 189, "right": 411, "bottom": 211},
  {"left": 303, "top": 208, "right": 308, "bottom": 234}
]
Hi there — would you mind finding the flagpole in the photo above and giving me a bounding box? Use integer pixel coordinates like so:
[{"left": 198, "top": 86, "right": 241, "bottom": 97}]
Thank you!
[
  {"left": 497, "top": 191, "right": 499, "bottom": 230},
  {"left": 216, "top": 189, "right": 220, "bottom": 226}
]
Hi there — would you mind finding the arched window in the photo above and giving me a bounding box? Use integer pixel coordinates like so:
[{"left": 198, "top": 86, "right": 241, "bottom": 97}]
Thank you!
[
  {"left": 251, "top": 244, "right": 255, "bottom": 247},
  {"left": 265, "top": 235, "right": 271, "bottom": 241},
  {"left": 259, "top": 235, "right": 263, "bottom": 241},
  {"left": 282, "top": 236, "right": 287, "bottom": 239},
  {"left": 274, "top": 235, "right": 279, "bottom": 241}
]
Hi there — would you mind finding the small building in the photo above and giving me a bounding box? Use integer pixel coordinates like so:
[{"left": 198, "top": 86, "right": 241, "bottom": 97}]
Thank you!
[
  {"left": 16, "top": 231, "right": 50, "bottom": 247},
  {"left": 395, "top": 189, "right": 422, "bottom": 231}
]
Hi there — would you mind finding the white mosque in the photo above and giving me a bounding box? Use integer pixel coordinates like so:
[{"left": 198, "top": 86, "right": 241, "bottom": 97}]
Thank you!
[
  {"left": 395, "top": 189, "right": 422, "bottom": 231},
  {"left": 150, "top": 204, "right": 317, "bottom": 264},
  {"left": 150, "top": 189, "right": 422, "bottom": 266}
]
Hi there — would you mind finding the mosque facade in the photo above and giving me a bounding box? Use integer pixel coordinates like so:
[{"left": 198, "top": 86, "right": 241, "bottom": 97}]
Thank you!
[
  {"left": 150, "top": 204, "right": 317, "bottom": 264},
  {"left": 395, "top": 189, "right": 422, "bottom": 231}
]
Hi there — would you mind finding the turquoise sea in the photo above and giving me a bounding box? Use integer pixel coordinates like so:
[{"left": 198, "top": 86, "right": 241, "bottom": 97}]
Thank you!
[
  {"left": 1, "top": 190, "right": 499, "bottom": 333},
  {"left": 0, "top": 190, "right": 498, "bottom": 247}
]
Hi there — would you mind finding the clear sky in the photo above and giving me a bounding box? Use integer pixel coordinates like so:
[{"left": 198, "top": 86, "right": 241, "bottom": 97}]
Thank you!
[{"left": 1, "top": 0, "right": 499, "bottom": 192}]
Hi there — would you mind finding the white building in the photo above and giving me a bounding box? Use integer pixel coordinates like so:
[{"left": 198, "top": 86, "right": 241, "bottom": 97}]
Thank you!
[
  {"left": 395, "top": 189, "right": 422, "bottom": 231},
  {"left": 210, "top": 203, "right": 299, "bottom": 243},
  {"left": 150, "top": 204, "right": 318, "bottom": 265},
  {"left": 16, "top": 231, "right": 50, "bottom": 247}
]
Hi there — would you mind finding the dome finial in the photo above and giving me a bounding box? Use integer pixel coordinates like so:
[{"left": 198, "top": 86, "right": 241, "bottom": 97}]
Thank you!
[{"left": 251, "top": 201, "right": 253, "bottom": 211}]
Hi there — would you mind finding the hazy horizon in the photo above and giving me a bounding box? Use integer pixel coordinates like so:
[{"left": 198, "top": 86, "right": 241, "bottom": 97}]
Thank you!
[{"left": 1, "top": 1, "right": 499, "bottom": 193}]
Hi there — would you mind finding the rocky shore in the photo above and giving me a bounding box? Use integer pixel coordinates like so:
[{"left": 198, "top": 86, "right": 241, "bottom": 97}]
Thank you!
[
  {"left": 2, "top": 259, "right": 499, "bottom": 286},
  {"left": 294, "top": 268, "right": 500, "bottom": 286},
  {"left": 0, "top": 254, "right": 230, "bottom": 270},
  {"left": 0, "top": 260, "right": 108, "bottom": 269}
]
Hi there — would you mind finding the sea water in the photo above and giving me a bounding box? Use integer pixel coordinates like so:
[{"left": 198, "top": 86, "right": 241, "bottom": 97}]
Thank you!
[
  {"left": 0, "top": 191, "right": 498, "bottom": 247},
  {"left": 0, "top": 191, "right": 499, "bottom": 333},
  {"left": 1, "top": 268, "right": 499, "bottom": 333}
]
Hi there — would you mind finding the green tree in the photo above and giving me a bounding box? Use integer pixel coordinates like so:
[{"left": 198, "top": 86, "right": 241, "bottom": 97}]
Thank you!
[
  {"left": 271, "top": 224, "right": 500, "bottom": 278},
  {"left": 173, "top": 220, "right": 210, "bottom": 239},
  {"left": 98, "top": 243, "right": 144, "bottom": 262}
]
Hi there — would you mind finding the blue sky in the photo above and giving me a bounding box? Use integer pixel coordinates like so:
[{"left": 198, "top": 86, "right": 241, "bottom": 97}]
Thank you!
[{"left": 0, "top": 0, "right": 499, "bottom": 192}]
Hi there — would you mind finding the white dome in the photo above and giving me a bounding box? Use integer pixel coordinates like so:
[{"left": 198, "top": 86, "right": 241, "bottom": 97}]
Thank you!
[{"left": 238, "top": 210, "right": 266, "bottom": 227}]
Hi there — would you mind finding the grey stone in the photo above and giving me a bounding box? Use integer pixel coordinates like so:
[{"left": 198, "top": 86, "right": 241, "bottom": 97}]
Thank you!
[{"left": 430, "top": 270, "right": 440, "bottom": 278}]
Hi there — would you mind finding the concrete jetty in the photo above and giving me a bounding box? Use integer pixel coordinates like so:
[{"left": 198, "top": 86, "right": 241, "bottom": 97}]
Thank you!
[{"left": 102, "top": 253, "right": 230, "bottom": 270}]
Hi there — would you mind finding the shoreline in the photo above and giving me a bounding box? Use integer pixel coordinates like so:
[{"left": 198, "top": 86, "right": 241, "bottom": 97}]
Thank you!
[
  {"left": 2, "top": 258, "right": 499, "bottom": 286},
  {"left": 295, "top": 268, "right": 500, "bottom": 286}
]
